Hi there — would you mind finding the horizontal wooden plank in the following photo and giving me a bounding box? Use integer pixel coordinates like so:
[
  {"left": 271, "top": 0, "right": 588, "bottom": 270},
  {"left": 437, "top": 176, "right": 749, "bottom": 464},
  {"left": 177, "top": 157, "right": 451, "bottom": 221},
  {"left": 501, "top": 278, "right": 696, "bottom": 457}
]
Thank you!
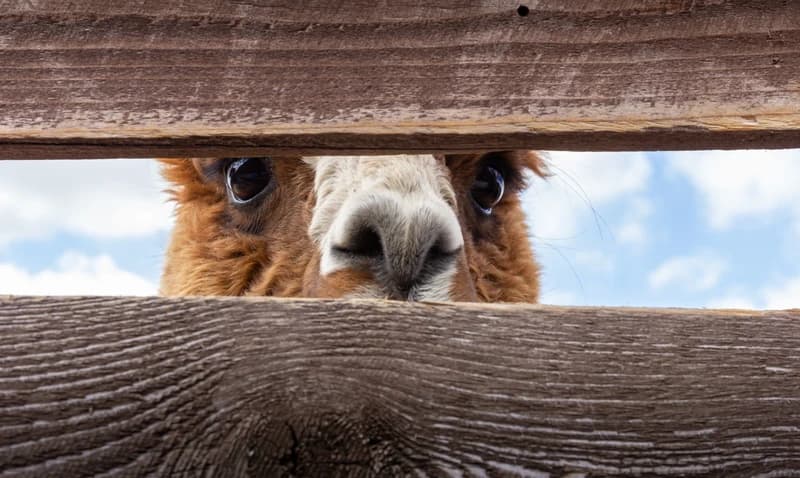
[
  {"left": 1, "top": 1, "right": 799, "bottom": 158},
  {"left": 1, "top": 296, "right": 799, "bottom": 477}
]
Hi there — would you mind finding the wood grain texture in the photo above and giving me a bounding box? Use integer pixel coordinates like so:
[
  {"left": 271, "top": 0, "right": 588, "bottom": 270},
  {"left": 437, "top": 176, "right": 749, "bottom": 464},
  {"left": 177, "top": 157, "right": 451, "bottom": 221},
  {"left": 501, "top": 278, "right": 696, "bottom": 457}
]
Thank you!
[
  {"left": 1, "top": 296, "right": 799, "bottom": 477},
  {"left": 1, "top": 0, "right": 799, "bottom": 158}
]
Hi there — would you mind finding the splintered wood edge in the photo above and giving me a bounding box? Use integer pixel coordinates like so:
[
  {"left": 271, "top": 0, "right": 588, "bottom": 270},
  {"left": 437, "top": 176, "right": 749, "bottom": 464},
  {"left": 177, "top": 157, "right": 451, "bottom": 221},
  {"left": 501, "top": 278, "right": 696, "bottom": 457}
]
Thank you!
[
  {"left": 3, "top": 113, "right": 800, "bottom": 139},
  {"left": 4, "top": 113, "right": 799, "bottom": 158}
]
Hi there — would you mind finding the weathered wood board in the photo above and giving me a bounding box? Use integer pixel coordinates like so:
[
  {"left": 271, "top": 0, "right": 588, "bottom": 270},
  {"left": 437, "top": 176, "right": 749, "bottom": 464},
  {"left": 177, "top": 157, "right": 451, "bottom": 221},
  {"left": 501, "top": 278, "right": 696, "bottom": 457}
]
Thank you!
[
  {"left": 1, "top": 295, "right": 799, "bottom": 477},
  {"left": 1, "top": 0, "right": 800, "bottom": 158}
]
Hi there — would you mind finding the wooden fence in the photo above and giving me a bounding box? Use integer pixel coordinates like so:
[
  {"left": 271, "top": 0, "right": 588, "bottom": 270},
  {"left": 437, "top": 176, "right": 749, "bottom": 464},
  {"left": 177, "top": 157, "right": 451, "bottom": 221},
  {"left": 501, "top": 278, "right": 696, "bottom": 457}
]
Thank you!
[{"left": 1, "top": 1, "right": 800, "bottom": 477}]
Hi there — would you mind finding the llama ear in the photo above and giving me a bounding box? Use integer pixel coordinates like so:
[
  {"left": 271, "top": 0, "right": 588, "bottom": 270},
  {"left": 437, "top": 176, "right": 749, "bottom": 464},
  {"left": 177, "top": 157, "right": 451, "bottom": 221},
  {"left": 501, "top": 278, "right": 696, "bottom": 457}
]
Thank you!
[
  {"left": 158, "top": 158, "right": 228, "bottom": 197},
  {"left": 156, "top": 158, "right": 201, "bottom": 185},
  {"left": 190, "top": 158, "right": 226, "bottom": 183},
  {"left": 504, "top": 150, "right": 549, "bottom": 178},
  {"left": 157, "top": 158, "right": 225, "bottom": 203}
]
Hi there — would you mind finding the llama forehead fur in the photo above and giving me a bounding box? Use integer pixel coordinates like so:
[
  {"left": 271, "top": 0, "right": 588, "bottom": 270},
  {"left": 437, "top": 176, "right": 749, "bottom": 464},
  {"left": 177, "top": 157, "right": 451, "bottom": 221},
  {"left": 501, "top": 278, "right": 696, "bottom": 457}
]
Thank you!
[{"left": 160, "top": 152, "right": 544, "bottom": 302}]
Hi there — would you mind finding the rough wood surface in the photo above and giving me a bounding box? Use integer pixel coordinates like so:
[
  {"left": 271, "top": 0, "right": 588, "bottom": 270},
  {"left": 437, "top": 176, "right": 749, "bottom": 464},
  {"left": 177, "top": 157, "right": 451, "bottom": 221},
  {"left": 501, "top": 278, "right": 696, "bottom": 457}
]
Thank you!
[
  {"left": 1, "top": 1, "right": 799, "bottom": 158},
  {"left": 1, "top": 296, "right": 799, "bottom": 477}
]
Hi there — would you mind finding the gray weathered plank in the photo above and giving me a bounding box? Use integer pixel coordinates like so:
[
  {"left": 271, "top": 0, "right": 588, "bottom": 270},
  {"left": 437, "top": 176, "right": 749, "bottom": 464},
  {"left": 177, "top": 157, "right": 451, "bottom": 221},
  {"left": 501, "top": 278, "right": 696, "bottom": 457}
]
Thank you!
[
  {"left": 1, "top": 0, "right": 800, "bottom": 158},
  {"left": 1, "top": 295, "right": 799, "bottom": 477}
]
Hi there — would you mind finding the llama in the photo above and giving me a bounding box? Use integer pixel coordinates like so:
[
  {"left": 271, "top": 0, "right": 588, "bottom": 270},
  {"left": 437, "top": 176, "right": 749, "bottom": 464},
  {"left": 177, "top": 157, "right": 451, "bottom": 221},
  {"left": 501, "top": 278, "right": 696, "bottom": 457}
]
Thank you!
[{"left": 160, "top": 152, "right": 546, "bottom": 302}]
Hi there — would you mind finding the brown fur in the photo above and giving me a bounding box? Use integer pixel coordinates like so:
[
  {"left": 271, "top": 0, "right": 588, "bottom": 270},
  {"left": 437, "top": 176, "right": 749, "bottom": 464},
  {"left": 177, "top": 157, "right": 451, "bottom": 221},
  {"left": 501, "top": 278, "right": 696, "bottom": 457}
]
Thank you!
[{"left": 160, "top": 152, "right": 546, "bottom": 302}]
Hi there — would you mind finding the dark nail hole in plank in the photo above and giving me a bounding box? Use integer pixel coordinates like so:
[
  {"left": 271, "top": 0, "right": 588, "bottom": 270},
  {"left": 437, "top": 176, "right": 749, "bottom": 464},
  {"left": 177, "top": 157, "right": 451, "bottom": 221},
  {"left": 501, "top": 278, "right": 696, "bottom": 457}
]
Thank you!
[{"left": 517, "top": 5, "right": 530, "bottom": 17}]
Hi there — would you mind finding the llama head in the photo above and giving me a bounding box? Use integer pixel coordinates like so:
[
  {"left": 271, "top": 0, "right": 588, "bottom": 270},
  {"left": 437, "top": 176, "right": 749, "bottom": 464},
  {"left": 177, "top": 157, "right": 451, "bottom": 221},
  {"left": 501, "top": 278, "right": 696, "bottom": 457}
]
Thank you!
[{"left": 160, "top": 152, "right": 545, "bottom": 302}]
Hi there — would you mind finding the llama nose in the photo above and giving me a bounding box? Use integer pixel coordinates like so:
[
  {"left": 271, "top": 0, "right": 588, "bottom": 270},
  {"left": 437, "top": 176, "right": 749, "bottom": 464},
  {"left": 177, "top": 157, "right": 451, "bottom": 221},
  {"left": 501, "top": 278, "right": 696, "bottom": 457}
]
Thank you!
[{"left": 330, "top": 196, "right": 463, "bottom": 298}]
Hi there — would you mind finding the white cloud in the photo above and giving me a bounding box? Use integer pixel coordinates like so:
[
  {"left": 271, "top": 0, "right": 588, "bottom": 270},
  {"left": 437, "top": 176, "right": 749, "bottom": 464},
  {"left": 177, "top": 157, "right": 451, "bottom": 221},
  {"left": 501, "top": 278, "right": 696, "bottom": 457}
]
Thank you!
[
  {"left": 706, "top": 277, "right": 800, "bottom": 310},
  {"left": 0, "top": 159, "right": 173, "bottom": 246},
  {"left": 539, "top": 288, "right": 578, "bottom": 306},
  {"left": 667, "top": 149, "right": 800, "bottom": 230},
  {"left": 649, "top": 254, "right": 726, "bottom": 292},
  {"left": 763, "top": 277, "right": 800, "bottom": 309},
  {"left": 707, "top": 295, "right": 757, "bottom": 310},
  {"left": 615, "top": 197, "right": 653, "bottom": 247},
  {"left": 615, "top": 222, "right": 646, "bottom": 245},
  {"left": 524, "top": 152, "right": 652, "bottom": 306},
  {"left": 0, "top": 252, "right": 157, "bottom": 296},
  {"left": 523, "top": 151, "right": 651, "bottom": 241}
]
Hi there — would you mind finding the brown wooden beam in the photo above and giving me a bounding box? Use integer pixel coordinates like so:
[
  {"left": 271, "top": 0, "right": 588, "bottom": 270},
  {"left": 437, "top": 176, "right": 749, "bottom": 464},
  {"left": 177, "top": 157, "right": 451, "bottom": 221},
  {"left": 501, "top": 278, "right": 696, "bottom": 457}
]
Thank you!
[
  {"left": 1, "top": 1, "right": 800, "bottom": 158},
  {"left": 1, "top": 295, "right": 799, "bottom": 477}
]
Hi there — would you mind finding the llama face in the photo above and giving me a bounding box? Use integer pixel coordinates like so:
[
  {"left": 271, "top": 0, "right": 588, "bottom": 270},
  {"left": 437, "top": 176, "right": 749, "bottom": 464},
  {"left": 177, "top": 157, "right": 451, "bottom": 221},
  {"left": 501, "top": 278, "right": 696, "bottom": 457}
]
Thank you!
[
  {"left": 305, "top": 156, "right": 465, "bottom": 301},
  {"left": 160, "top": 152, "right": 544, "bottom": 302}
]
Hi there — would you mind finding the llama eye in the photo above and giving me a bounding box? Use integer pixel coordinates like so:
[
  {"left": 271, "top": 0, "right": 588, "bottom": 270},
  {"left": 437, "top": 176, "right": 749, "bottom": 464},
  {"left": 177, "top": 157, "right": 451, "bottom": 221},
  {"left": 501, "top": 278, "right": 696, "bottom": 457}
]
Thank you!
[
  {"left": 471, "top": 165, "right": 505, "bottom": 215},
  {"left": 225, "top": 158, "right": 273, "bottom": 204}
]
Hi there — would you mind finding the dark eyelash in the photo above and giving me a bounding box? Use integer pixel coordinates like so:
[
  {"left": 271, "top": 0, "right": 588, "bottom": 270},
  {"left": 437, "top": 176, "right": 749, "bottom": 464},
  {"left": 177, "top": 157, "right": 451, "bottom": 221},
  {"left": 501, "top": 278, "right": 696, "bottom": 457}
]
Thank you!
[{"left": 194, "top": 158, "right": 227, "bottom": 183}]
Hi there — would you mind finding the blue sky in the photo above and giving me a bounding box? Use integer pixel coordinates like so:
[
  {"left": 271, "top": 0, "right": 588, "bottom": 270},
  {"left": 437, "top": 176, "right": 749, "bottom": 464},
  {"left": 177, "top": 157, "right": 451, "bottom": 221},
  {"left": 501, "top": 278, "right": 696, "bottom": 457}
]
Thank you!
[{"left": 1, "top": 151, "right": 799, "bottom": 309}]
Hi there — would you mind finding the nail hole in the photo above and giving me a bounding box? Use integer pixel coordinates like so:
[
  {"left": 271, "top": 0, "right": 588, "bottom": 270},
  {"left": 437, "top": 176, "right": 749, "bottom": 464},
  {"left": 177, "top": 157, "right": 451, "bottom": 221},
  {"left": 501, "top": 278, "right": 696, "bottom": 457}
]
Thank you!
[{"left": 517, "top": 5, "right": 529, "bottom": 16}]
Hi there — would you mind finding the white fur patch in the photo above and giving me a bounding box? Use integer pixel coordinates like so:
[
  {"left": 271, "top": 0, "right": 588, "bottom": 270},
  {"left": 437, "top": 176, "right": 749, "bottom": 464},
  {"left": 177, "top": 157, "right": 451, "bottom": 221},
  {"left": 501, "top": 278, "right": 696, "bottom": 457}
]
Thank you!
[
  {"left": 412, "top": 265, "right": 458, "bottom": 302},
  {"left": 305, "top": 155, "right": 464, "bottom": 300}
]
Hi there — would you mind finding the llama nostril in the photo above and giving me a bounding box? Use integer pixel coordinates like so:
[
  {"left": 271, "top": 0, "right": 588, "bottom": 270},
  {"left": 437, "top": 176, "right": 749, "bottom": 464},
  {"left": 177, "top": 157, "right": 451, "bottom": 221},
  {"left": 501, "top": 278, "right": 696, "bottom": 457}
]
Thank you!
[
  {"left": 328, "top": 195, "right": 464, "bottom": 299},
  {"left": 333, "top": 225, "right": 383, "bottom": 258},
  {"left": 424, "top": 240, "right": 460, "bottom": 268},
  {"left": 387, "top": 238, "right": 461, "bottom": 300}
]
